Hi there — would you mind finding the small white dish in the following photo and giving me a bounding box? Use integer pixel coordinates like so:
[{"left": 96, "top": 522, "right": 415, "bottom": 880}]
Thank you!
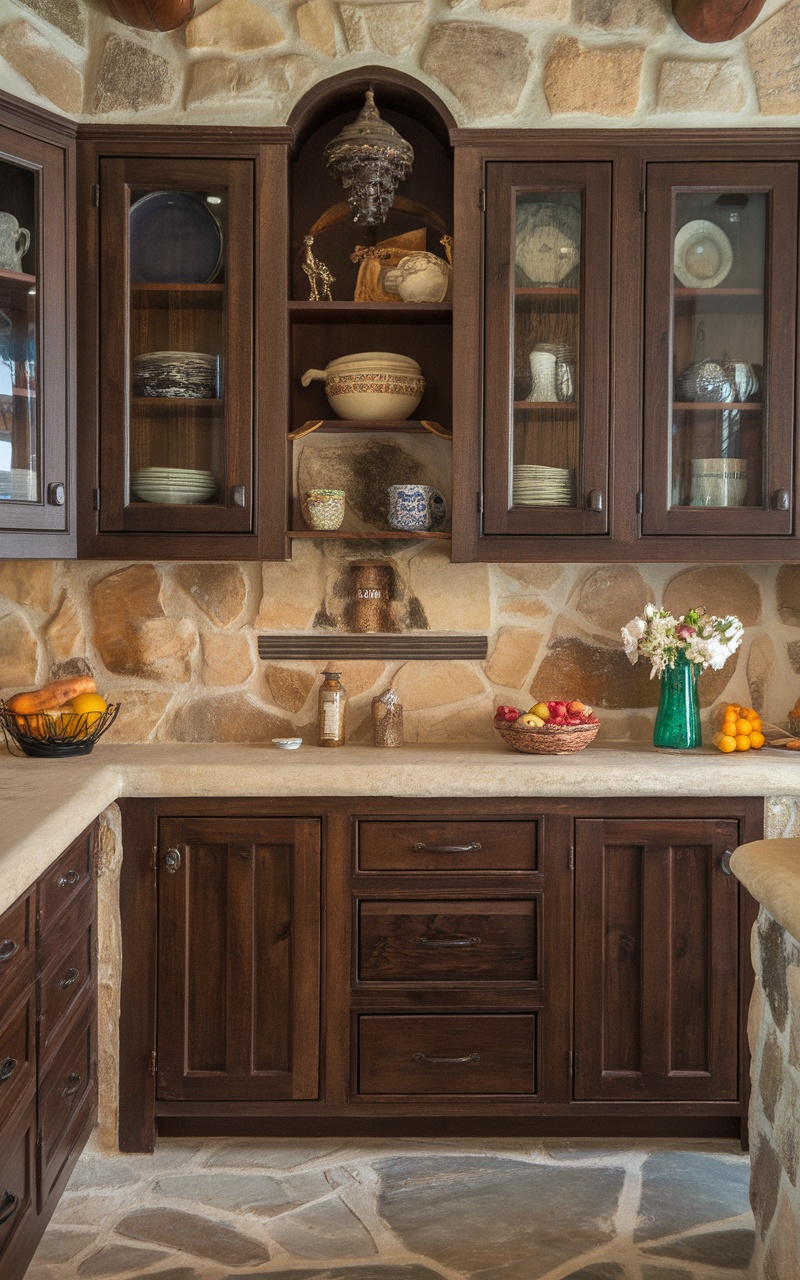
[
  {"left": 272, "top": 737, "right": 302, "bottom": 750},
  {"left": 673, "top": 219, "right": 733, "bottom": 289}
]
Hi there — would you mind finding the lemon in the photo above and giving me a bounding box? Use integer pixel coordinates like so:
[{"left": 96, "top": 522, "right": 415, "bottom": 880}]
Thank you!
[{"left": 64, "top": 692, "right": 108, "bottom": 738}]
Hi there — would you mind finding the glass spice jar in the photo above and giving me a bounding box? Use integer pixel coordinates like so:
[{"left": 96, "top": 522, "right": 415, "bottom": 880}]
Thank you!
[
  {"left": 318, "top": 670, "right": 346, "bottom": 747},
  {"left": 372, "top": 688, "right": 404, "bottom": 747}
]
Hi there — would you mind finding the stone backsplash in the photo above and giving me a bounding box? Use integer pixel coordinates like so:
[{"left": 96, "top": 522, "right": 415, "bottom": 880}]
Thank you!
[
  {"left": 0, "top": 0, "right": 799, "bottom": 126},
  {"left": 0, "top": 552, "right": 798, "bottom": 745}
]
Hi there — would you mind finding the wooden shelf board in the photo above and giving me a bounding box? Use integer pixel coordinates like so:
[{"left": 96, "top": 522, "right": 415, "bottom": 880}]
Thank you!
[
  {"left": 11, "top": 388, "right": 36, "bottom": 398},
  {"left": 287, "top": 530, "right": 451, "bottom": 540},
  {"left": 288, "top": 300, "right": 452, "bottom": 324},
  {"left": 0, "top": 267, "right": 36, "bottom": 286},
  {"left": 514, "top": 287, "right": 579, "bottom": 296},
  {"left": 513, "top": 401, "right": 576, "bottom": 410},
  {"left": 673, "top": 402, "right": 762, "bottom": 411},
  {"left": 674, "top": 287, "right": 762, "bottom": 296},
  {"left": 131, "top": 282, "right": 224, "bottom": 292},
  {"left": 289, "top": 419, "right": 452, "bottom": 440},
  {"left": 130, "top": 397, "right": 222, "bottom": 409}
]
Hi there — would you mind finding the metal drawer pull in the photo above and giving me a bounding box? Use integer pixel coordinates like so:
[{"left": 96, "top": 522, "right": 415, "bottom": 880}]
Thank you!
[
  {"left": 413, "top": 1052, "right": 481, "bottom": 1066},
  {"left": 0, "top": 1191, "right": 19, "bottom": 1226},
  {"left": 721, "top": 849, "right": 734, "bottom": 876},
  {"left": 57, "top": 869, "right": 81, "bottom": 888},
  {"left": 0, "top": 939, "right": 18, "bottom": 962},
  {"left": 412, "top": 842, "right": 482, "bottom": 854},
  {"left": 60, "top": 966, "right": 81, "bottom": 989},
  {"left": 0, "top": 1057, "right": 17, "bottom": 1084},
  {"left": 164, "top": 849, "right": 182, "bottom": 874},
  {"left": 62, "top": 1072, "right": 82, "bottom": 1098},
  {"left": 774, "top": 489, "right": 790, "bottom": 511},
  {"left": 416, "top": 936, "right": 481, "bottom": 947}
]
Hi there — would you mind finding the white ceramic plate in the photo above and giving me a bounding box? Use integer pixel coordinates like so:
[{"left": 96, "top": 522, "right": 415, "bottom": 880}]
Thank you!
[{"left": 673, "top": 219, "right": 734, "bottom": 289}]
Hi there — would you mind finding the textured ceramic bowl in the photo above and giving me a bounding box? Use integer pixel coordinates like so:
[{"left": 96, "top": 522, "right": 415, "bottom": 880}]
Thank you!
[{"left": 495, "top": 721, "right": 599, "bottom": 755}]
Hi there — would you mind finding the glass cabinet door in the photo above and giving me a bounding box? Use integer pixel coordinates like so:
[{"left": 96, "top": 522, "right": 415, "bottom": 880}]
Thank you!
[
  {"left": 99, "top": 157, "right": 253, "bottom": 534},
  {"left": 0, "top": 127, "right": 68, "bottom": 536},
  {"left": 643, "top": 163, "right": 796, "bottom": 537},
  {"left": 483, "top": 162, "right": 611, "bottom": 537}
]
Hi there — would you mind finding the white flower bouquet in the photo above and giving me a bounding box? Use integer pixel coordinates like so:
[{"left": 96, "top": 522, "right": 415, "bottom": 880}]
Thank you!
[{"left": 621, "top": 605, "right": 744, "bottom": 679}]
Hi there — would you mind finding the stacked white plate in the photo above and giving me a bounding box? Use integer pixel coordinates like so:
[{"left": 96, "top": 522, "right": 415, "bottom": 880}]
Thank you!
[
  {"left": 0, "top": 468, "right": 37, "bottom": 501},
  {"left": 131, "top": 467, "right": 217, "bottom": 505},
  {"left": 512, "top": 464, "right": 576, "bottom": 507}
]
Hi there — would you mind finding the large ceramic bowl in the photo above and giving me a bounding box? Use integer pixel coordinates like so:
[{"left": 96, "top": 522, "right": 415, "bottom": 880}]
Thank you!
[{"left": 301, "top": 352, "right": 425, "bottom": 421}]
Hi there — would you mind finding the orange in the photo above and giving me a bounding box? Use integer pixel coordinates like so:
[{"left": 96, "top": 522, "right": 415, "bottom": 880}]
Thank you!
[
  {"left": 750, "top": 716, "right": 762, "bottom": 732},
  {"left": 741, "top": 707, "right": 757, "bottom": 721},
  {"left": 717, "top": 735, "right": 737, "bottom": 753},
  {"left": 721, "top": 719, "right": 738, "bottom": 738},
  {"left": 735, "top": 718, "right": 753, "bottom": 736},
  {"left": 735, "top": 734, "right": 751, "bottom": 751},
  {"left": 750, "top": 731, "right": 765, "bottom": 749},
  {"left": 62, "top": 692, "right": 107, "bottom": 739},
  {"left": 725, "top": 704, "right": 741, "bottom": 717}
]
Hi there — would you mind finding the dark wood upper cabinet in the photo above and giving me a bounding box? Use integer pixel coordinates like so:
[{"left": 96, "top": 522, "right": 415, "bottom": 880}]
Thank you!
[
  {"left": 643, "top": 161, "right": 797, "bottom": 538},
  {"left": 0, "top": 104, "right": 74, "bottom": 557},
  {"left": 97, "top": 156, "right": 255, "bottom": 537},
  {"left": 483, "top": 162, "right": 612, "bottom": 538},
  {"left": 574, "top": 817, "right": 740, "bottom": 1102},
  {"left": 156, "top": 816, "right": 321, "bottom": 1102}
]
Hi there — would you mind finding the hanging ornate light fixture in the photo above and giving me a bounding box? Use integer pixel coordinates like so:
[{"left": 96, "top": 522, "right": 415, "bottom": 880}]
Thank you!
[{"left": 324, "top": 89, "right": 414, "bottom": 228}]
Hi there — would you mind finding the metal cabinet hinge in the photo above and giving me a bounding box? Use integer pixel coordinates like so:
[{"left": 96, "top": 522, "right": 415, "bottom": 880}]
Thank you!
[
  {"left": 478, "top": 188, "right": 486, "bottom": 212},
  {"left": 150, "top": 1049, "right": 157, "bottom": 1077},
  {"left": 476, "top": 490, "right": 484, "bottom": 516},
  {"left": 91, "top": 183, "right": 100, "bottom": 208},
  {"left": 568, "top": 1051, "right": 574, "bottom": 1075},
  {"left": 92, "top": 487, "right": 100, "bottom": 511},
  {"left": 152, "top": 846, "right": 158, "bottom": 872},
  {"left": 36, "top": 1128, "right": 42, "bottom": 1148},
  {"left": 636, "top": 490, "right": 643, "bottom": 514},
  {"left": 568, "top": 845, "right": 574, "bottom": 871},
  {"left": 639, "top": 188, "right": 646, "bottom": 213}
]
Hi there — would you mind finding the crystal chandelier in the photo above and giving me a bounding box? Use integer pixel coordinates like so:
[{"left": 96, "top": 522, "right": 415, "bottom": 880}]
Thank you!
[{"left": 324, "top": 89, "right": 414, "bottom": 228}]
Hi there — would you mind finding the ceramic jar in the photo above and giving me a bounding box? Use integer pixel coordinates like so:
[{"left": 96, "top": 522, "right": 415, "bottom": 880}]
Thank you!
[
  {"left": 383, "top": 252, "right": 452, "bottom": 303},
  {"left": 303, "top": 488, "right": 346, "bottom": 530},
  {"left": 0, "top": 213, "right": 30, "bottom": 273},
  {"left": 388, "top": 484, "right": 446, "bottom": 531},
  {"left": 301, "top": 352, "right": 425, "bottom": 421}
]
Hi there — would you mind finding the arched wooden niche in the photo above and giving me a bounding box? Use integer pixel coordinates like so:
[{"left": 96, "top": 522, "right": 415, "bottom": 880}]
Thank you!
[{"left": 287, "top": 67, "right": 456, "bottom": 304}]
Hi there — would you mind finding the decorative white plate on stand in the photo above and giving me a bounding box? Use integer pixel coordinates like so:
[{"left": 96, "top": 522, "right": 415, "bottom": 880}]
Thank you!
[{"left": 673, "top": 219, "right": 733, "bottom": 289}]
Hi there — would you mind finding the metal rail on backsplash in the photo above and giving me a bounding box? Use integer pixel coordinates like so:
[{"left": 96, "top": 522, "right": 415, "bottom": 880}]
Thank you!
[{"left": 257, "top": 635, "right": 489, "bottom": 660}]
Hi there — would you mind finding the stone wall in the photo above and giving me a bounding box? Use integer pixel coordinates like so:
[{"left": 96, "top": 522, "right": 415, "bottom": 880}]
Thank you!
[
  {"left": 0, "top": 554, "right": 798, "bottom": 743},
  {"left": 0, "top": 0, "right": 799, "bottom": 125},
  {"left": 747, "top": 904, "right": 800, "bottom": 1278}
]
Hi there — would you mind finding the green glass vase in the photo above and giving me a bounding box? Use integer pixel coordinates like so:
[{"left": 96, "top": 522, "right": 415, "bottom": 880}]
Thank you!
[{"left": 653, "top": 653, "right": 702, "bottom": 750}]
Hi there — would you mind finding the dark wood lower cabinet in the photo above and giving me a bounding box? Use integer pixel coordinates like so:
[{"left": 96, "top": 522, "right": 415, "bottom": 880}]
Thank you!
[{"left": 118, "top": 796, "right": 761, "bottom": 1150}]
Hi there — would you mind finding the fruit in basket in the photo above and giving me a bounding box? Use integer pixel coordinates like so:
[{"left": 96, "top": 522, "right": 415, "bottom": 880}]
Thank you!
[
  {"left": 527, "top": 698, "right": 599, "bottom": 728},
  {"left": 6, "top": 674, "right": 96, "bottom": 715},
  {"left": 515, "top": 712, "right": 546, "bottom": 728},
  {"left": 494, "top": 705, "right": 521, "bottom": 723},
  {"left": 712, "top": 702, "right": 764, "bottom": 753},
  {"left": 530, "top": 702, "right": 550, "bottom": 720}
]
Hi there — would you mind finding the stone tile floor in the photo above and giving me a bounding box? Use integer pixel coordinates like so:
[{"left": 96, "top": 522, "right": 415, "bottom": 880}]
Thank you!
[{"left": 26, "top": 1138, "right": 755, "bottom": 1280}]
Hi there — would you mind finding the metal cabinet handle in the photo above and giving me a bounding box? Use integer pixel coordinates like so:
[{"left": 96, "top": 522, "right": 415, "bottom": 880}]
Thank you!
[
  {"left": 416, "top": 936, "right": 481, "bottom": 948},
  {"left": 773, "top": 489, "right": 790, "bottom": 510},
  {"left": 47, "top": 481, "right": 66, "bottom": 507},
  {"left": 0, "top": 1057, "right": 18, "bottom": 1084},
  {"left": 0, "top": 1191, "right": 19, "bottom": 1226},
  {"left": 57, "top": 869, "right": 81, "bottom": 888},
  {"left": 164, "top": 848, "right": 182, "bottom": 874},
  {"left": 0, "top": 939, "right": 18, "bottom": 963},
  {"left": 413, "top": 1052, "right": 480, "bottom": 1066},
  {"left": 721, "top": 849, "right": 734, "bottom": 876},
  {"left": 60, "top": 966, "right": 80, "bottom": 990},
  {"left": 587, "top": 489, "right": 604, "bottom": 512},
  {"left": 62, "top": 1072, "right": 82, "bottom": 1098},
  {"left": 231, "top": 485, "right": 246, "bottom": 508},
  {"left": 412, "top": 842, "right": 482, "bottom": 854}
]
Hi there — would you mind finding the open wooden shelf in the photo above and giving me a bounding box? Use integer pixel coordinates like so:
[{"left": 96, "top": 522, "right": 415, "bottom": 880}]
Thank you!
[
  {"left": 288, "top": 300, "right": 452, "bottom": 324},
  {"left": 289, "top": 418, "right": 451, "bottom": 440},
  {"left": 0, "top": 266, "right": 35, "bottom": 286},
  {"left": 288, "top": 530, "right": 451, "bottom": 540}
]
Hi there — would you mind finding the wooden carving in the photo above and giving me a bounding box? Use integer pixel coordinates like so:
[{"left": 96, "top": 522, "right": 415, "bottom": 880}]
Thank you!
[
  {"left": 103, "top": 0, "right": 195, "bottom": 31},
  {"left": 672, "top": 0, "right": 766, "bottom": 42}
]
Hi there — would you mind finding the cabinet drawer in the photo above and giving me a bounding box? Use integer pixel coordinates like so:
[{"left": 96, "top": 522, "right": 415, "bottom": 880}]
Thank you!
[
  {"left": 358, "top": 821, "right": 538, "bottom": 872},
  {"left": 39, "top": 916, "right": 95, "bottom": 1069},
  {"left": 39, "top": 1007, "right": 95, "bottom": 1205},
  {"left": 0, "top": 1099, "right": 35, "bottom": 1264},
  {"left": 358, "top": 1014, "right": 537, "bottom": 1095},
  {"left": 358, "top": 900, "right": 538, "bottom": 983},
  {"left": 0, "top": 997, "right": 35, "bottom": 1130},
  {"left": 38, "top": 828, "right": 94, "bottom": 939},
  {"left": 0, "top": 894, "right": 34, "bottom": 1006}
]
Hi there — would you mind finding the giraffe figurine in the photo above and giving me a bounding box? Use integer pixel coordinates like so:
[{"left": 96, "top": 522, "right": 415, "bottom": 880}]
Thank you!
[{"left": 302, "top": 235, "right": 335, "bottom": 302}]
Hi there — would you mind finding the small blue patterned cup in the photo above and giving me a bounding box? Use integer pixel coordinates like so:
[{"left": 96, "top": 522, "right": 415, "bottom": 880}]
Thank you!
[{"left": 388, "top": 484, "right": 447, "bottom": 531}]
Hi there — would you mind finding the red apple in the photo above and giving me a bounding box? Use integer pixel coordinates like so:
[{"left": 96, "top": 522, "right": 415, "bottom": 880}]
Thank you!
[{"left": 494, "top": 705, "right": 521, "bottom": 723}]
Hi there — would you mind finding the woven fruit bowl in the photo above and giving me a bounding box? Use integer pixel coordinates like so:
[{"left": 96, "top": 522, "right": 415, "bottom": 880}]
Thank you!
[{"left": 495, "top": 720, "right": 599, "bottom": 755}]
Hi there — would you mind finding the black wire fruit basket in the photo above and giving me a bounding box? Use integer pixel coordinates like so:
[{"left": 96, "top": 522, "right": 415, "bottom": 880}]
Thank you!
[{"left": 0, "top": 703, "right": 120, "bottom": 758}]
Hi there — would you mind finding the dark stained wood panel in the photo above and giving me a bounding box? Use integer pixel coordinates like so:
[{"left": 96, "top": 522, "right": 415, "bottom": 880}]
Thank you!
[
  {"left": 358, "top": 820, "right": 538, "bottom": 872},
  {"left": 358, "top": 1013, "right": 537, "bottom": 1095}
]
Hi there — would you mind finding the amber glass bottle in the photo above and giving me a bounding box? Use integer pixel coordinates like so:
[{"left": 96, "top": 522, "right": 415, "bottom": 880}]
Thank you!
[{"left": 318, "top": 671, "right": 346, "bottom": 747}]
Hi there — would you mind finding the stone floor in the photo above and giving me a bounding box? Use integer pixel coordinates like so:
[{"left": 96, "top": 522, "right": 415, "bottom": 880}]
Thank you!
[{"left": 26, "top": 1138, "right": 755, "bottom": 1280}]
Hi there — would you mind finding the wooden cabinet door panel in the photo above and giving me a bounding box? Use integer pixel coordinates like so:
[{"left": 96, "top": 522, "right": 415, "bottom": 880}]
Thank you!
[
  {"left": 157, "top": 816, "right": 320, "bottom": 1101},
  {"left": 574, "top": 818, "right": 739, "bottom": 1101}
]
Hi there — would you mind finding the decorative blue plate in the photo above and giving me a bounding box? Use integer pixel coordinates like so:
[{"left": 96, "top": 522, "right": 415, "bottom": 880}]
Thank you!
[{"left": 129, "top": 191, "right": 223, "bottom": 284}]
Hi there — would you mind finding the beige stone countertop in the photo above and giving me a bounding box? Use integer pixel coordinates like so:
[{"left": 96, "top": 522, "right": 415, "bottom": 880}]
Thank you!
[
  {"left": 1, "top": 740, "right": 799, "bottom": 917},
  {"left": 730, "top": 837, "right": 800, "bottom": 946}
]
